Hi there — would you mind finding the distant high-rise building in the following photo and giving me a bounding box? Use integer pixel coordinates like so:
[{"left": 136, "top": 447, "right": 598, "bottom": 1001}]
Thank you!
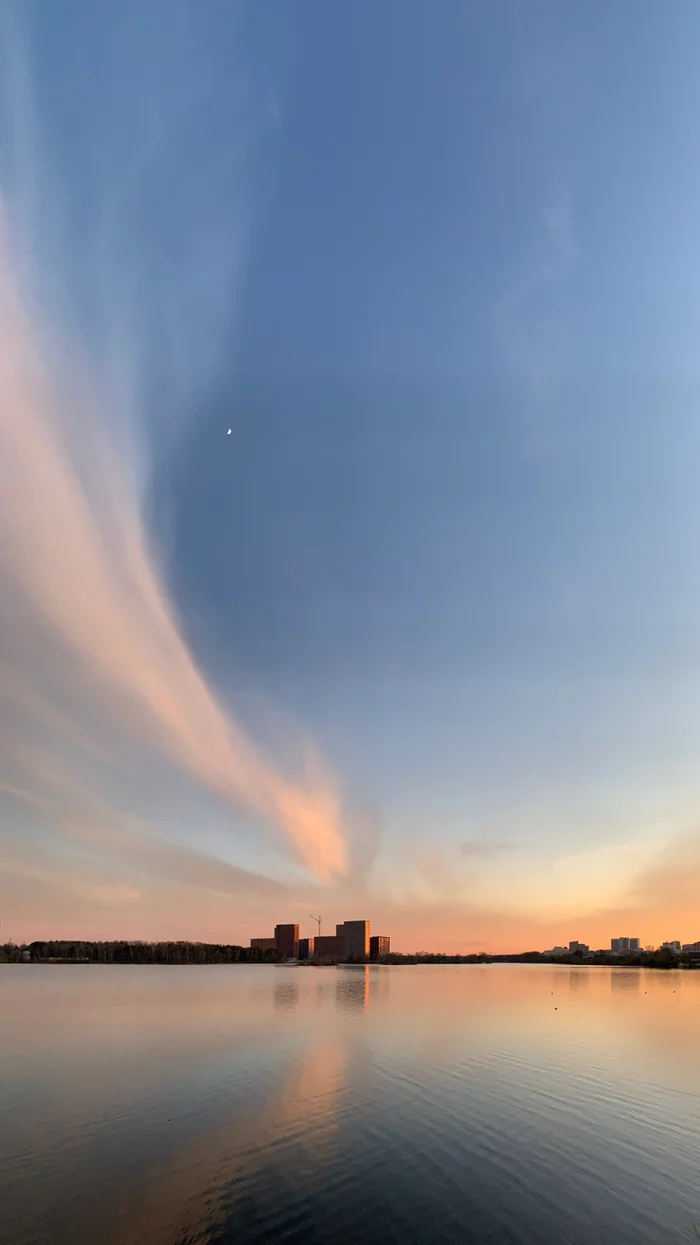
[
  {"left": 682, "top": 942, "right": 700, "bottom": 953},
  {"left": 370, "top": 935, "right": 390, "bottom": 960},
  {"left": 611, "top": 936, "right": 639, "bottom": 954},
  {"left": 250, "top": 937, "right": 276, "bottom": 954},
  {"left": 662, "top": 941, "right": 681, "bottom": 952},
  {"left": 336, "top": 924, "right": 345, "bottom": 938},
  {"left": 569, "top": 941, "right": 589, "bottom": 954},
  {"left": 274, "top": 924, "right": 299, "bottom": 959},
  {"left": 343, "top": 920, "right": 370, "bottom": 960},
  {"left": 314, "top": 934, "right": 343, "bottom": 959},
  {"left": 298, "top": 937, "right": 315, "bottom": 961}
]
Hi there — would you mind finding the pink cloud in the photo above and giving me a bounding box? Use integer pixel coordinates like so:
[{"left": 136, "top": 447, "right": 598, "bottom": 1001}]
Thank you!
[{"left": 0, "top": 212, "right": 347, "bottom": 884}]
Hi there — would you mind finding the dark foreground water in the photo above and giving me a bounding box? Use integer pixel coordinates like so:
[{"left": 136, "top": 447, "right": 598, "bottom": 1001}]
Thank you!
[{"left": 1, "top": 964, "right": 699, "bottom": 1245}]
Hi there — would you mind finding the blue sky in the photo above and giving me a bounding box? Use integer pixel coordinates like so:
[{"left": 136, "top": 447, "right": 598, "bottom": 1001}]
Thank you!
[{"left": 1, "top": 0, "right": 699, "bottom": 949}]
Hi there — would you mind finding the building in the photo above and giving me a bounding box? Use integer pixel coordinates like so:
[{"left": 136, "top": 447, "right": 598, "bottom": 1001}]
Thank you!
[
  {"left": 682, "top": 942, "right": 700, "bottom": 953},
  {"left": 336, "top": 924, "right": 345, "bottom": 938},
  {"left": 314, "top": 934, "right": 343, "bottom": 959},
  {"left": 569, "top": 941, "right": 589, "bottom": 955},
  {"left": 298, "top": 937, "right": 315, "bottom": 961},
  {"left": 274, "top": 924, "right": 299, "bottom": 959},
  {"left": 662, "top": 941, "right": 681, "bottom": 952},
  {"left": 611, "top": 936, "right": 640, "bottom": 954},
  {"left": 370, "top": 935, "right": 390, "bottom": 960},
  {"left": 343, "top": 920, "right": 370, "bottom": 960},
  {"left": 250, "top": 938, "right": 276, "bottom": 954}
]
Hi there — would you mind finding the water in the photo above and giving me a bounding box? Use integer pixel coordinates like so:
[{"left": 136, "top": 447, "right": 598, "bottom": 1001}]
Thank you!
[{"left": 1, "top": 964, "right": 699, "bottom": 1245}]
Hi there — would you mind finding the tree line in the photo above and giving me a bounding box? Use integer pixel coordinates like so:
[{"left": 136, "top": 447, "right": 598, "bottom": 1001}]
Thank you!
[
  {"left": 1, "top": 941, "right": 282, "bottom": 964},
  {"left": 1, "top": 942, "right": 697, "bottom": 968}
]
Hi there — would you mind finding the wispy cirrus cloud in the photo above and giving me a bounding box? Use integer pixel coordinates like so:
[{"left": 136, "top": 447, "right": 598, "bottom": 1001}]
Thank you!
[
  {"left": 0, "top": 863, "right": 143, "bottom": 911},
  {"left": 0, "top": 215, "right": 347, "bottom": 882},
  {"left": 0, "top": 763, "right": 300, "bottom": 902},
  {"left": 0, "top": 8, "right": 348, "bottom": 894}
]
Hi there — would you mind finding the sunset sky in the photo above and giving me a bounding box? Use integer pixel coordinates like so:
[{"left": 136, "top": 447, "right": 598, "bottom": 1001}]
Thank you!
[{"left": 1, "top": 0, "right": 699, "bottom": 952}]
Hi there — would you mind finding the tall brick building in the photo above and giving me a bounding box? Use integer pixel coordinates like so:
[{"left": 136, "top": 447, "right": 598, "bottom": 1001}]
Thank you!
[
  {"left": 314, "top": 934, "right": 343, "bottom": 959},
  {"left": 343, "top": 920, "right": 370, "bottom": 960},
  {"left": 274, "top": 924, "right": 299, "bottom": 959},
  {"left": 370, "top": 935, "right": 390, "bottom": 960}
]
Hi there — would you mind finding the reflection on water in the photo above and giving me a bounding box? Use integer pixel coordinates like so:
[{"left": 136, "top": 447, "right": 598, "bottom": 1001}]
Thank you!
[
  {"left": 611, "top": 968, "right": 641, "bottom": 991},
  {"left": 335, "top": 965, "right": 368, "bottom": 1013},
  {"left": 335, "top": 965, "right": 392, "bottom": 1015},
  {"left": 273, "top": 980, "right": 299, "bottom": 1013},
  {"left": 1, "top": 964, "right": 699, "bottom": 1245},
  {"left": 568, "top": 968, "right": 590, "bottom": 991}
]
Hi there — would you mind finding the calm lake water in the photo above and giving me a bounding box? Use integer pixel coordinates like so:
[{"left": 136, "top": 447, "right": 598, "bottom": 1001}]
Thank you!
[{"left": 1, "top": 963, "right": 699, "bottom": 1245}]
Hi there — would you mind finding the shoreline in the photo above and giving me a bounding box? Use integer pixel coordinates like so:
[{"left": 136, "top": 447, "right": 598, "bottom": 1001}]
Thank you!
[{"left": 2, "top": 951, "right": 699, "bottom": 970}]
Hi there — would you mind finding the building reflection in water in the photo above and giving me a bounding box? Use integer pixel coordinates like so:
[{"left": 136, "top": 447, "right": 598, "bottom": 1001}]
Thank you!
[
  {"left": 335, "top": 966, "right": 371, "bottom": 1015},
  {"left": 314, "top": 980, "right": 334, "bottom": 1009},
  {"left": 274, "top": 981, "right": 300, "bottom": 1014},
  {"left": 334, "top": 966, "right": 390, "bottom": 1015},
  {"left": 611, "top": 969, "right": 641, "bottom": 991},
  {"left": 568, "top": 969, "right": 590, "bottom": 991}
]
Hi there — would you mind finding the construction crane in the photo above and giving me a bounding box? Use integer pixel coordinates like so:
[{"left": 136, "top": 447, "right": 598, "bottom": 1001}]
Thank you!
[{"left": 309, "top": 914, "right": 322, "bottom": 939}]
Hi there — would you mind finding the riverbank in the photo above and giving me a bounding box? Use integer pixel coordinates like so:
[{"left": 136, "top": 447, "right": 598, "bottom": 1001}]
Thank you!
[{"left": 2, "top": 941, "right": 699, "bottom": 969}]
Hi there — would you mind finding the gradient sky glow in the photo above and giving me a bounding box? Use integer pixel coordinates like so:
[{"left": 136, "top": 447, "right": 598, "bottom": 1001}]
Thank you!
[{"left": 2, "top": 0, "right": 700, "bottom": 951}]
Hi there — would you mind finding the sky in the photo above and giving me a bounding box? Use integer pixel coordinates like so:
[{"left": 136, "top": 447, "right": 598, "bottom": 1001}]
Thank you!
[{"left": 1, "top": 0, "right": 700, "bottom": 952}]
